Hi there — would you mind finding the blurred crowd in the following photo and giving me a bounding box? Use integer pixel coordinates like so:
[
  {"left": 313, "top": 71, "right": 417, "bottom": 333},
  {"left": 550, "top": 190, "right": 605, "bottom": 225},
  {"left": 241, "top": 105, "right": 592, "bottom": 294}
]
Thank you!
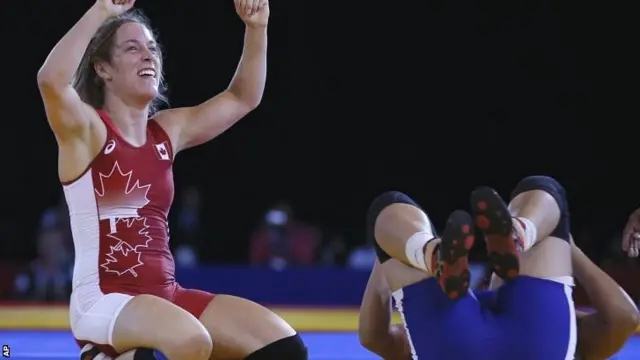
[{"left": 2, "top": 185, "right": 638, "bottom": 303}]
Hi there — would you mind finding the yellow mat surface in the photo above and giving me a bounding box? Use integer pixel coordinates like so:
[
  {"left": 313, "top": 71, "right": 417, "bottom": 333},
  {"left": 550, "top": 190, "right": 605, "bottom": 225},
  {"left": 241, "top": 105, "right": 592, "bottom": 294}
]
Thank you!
[
  {"left": 2, "top": 306, "right": 637, "bottom": 333},
  {"left": 0, "top": 306, "right": 401, "bottom": 331}
]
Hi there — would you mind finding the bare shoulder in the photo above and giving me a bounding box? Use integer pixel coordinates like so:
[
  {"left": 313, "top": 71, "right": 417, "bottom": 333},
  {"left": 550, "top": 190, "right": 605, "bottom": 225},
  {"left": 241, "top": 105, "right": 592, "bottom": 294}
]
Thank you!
[
  {"left": 151, "top": 107, "right": 189, "bottom": 134},
  {"left": 152, "top": 107, "right": 191, "bottom": 124},
  {"left": 151, "top": 107, "right": 197, "bottom": 153}
]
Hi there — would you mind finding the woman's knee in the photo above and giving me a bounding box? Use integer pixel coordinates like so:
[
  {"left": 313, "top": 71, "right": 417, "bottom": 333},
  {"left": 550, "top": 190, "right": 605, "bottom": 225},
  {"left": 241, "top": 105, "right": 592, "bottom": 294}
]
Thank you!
[
  {"left": 154, "top": 303, "right": 212, "bottom": 359},
  {"left": 510, "top": 176, "right": 567, "bottom": 214},
  {"left": 510, "top": 175, "right": 570, "bottom": 240},
  {"left": 201, "top": 295, "right": 300, "bottom": 358},
  {"left": 368, "top": 191, "right": 421, "bottom": 263},
  {"left": 166, "top": 329, "right": 212, "bottom": 360},
  {"left": 113, "top": 294, "right": 212, "bottom": 360}
]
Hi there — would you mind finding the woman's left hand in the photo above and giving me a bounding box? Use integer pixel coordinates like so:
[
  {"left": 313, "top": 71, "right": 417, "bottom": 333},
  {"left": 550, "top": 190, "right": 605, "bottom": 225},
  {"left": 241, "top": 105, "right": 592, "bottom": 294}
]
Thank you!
[{"left": 235, "top": 0, "right": 269, "bottom": 28}]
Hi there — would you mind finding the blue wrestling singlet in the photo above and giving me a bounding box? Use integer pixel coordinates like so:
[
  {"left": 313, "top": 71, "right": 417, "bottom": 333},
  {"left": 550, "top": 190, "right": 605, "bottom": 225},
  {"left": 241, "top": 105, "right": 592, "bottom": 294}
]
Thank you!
[{"left": 392, "top": 277, "right": 577, "bottom": 360}]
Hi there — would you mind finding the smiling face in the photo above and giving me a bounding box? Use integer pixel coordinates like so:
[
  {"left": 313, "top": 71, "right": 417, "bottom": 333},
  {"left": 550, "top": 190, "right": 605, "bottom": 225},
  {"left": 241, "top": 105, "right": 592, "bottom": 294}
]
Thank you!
[
  {"left": 94, "top": 22, "right": 162, "bottom": 107},
  {"left": 73, "top": 11, "right": 167, "bottom": 114}
]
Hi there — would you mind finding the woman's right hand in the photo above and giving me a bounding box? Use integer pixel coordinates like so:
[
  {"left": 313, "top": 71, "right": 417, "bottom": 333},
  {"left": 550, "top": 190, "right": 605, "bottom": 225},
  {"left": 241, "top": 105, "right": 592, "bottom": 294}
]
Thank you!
[
  {"left": 623, "top": 207, "right": 640, "bottom": 257},
  {"left": 96, "top": 0, "right": 136, "bottom": 17}
]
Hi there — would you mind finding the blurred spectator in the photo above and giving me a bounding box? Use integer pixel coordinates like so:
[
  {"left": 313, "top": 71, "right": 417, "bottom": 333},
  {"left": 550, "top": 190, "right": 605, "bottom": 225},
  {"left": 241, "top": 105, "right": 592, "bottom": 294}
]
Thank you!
[
  {"left": 173, "top": 186, "right": 201, "bottom": 268},
  {"left": 13, "top": 228, "right": 72, "bottom": 301},
  {"left": 320, "top": 234, "right": 348, "bottom": 266},
  {"left": 250, "top": 202, "right": 319, "bottom": 268},
  {"left": 346, "top": 243, "right": 376, "bottom": 270},
  {"left": 39, "top": 194, "right": 72, "bottom": 249}
]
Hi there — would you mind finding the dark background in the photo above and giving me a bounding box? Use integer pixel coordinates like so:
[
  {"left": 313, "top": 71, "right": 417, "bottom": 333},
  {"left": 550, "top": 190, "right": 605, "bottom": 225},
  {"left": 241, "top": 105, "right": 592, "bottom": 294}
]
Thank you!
[{"left": 0, "top": 0, "right": 636, "bottom": 264}]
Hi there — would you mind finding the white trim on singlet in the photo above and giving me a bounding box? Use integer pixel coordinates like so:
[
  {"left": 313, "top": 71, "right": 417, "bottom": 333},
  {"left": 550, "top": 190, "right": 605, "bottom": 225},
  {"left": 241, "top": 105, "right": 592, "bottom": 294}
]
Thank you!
[
  {"left": 392, "top": 288, "right": 419, "bottom": 360},
  {"left": 541, "top": 276, "right": 577, "bottom": 359},
  {"left": 562, "top": 284, "right": 578, "bottom": 360},
  {"left": 63, "top": 170, "right": 104, "bottom": 306}
]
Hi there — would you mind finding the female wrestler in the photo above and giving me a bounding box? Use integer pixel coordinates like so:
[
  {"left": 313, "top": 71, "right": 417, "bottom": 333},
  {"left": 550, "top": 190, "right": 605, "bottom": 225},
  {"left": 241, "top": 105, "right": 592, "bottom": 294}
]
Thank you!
[{"left": 37, "top": 0, "right": 306, "bottom": 359}]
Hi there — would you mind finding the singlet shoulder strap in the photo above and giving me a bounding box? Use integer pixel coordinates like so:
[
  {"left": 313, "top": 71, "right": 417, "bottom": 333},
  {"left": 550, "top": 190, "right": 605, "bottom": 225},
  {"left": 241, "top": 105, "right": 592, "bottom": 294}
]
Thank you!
[
  {"left": 148, "top": 119, "right": 175, "bottom": 160},
  {"left": 95, "top": 109, "right": 119, "bottom": 135}
]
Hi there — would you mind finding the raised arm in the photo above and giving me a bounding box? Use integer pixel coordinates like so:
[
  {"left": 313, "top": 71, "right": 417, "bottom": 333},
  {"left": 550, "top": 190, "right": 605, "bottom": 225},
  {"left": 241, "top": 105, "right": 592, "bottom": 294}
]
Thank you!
[
  {"left": 156, "top": 0, "right": 268, "bottom": 153},
  {"left": 572, "top": 240, "right": 639, "bottom": 359},
  {"left": 37, "top": 1, "right": 130, "bottom": 139},
  {"left": 358, "top": 261, "right": 411, "bottom": 360}
]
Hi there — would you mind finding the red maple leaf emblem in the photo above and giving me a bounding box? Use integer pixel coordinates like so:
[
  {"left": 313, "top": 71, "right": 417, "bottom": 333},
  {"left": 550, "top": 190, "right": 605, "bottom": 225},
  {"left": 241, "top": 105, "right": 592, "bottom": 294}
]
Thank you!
[
  {"left": 95, "top": 162, "right": 151, "bottom": 219},
  {"left": 100, "top": 217, "right": 153, "bottom": 277}
]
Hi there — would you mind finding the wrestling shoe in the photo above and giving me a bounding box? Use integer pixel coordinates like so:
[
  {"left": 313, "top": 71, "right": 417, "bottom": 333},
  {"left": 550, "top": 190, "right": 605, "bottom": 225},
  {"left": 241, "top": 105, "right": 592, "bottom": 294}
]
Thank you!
[
  {"left": 80, "top": 344, "right": 102, "bottom": 360},
  {"left": 470, "top": 186, "right": 520, "bottom": 280},
  {"left": 80, "top": 345, "right": 160, "bottom": 360},
  {"left": 436, "top": 210, "right": 475, "bottom": 299}
]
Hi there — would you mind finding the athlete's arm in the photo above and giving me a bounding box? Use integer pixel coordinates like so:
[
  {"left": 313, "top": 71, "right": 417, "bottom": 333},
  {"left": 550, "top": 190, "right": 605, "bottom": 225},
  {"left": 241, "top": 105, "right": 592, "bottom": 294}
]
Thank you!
[
  {"left": 572, "top": 240, "right": 639, "bottom": 359},
  {"left": 37, "top": 3, "right": 111, "bottom": 139},
  {"left": 156, "top": 20, "right": 267, "bottom": 153},
  {"left": 358, "top": 261, "right": 411, "bottom": 360}
]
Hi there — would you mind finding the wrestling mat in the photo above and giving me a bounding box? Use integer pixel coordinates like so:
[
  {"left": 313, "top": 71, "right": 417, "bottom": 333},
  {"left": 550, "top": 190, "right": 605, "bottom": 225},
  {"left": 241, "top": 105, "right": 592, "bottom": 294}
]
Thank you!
[{"left": 0, "top": 306, "right": 637, "bottom": 359}]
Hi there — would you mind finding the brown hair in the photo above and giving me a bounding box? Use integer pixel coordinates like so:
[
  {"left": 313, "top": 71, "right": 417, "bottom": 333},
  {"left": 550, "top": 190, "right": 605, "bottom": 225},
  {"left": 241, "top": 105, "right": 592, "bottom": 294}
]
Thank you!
[{"left": 73, "top": 9, "right": 167, "bottom": 115}]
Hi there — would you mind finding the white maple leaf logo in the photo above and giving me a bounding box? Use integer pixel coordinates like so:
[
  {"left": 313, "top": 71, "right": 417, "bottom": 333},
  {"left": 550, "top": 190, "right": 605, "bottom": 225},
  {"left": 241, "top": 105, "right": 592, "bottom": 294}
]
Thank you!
[
  {"left": 100, "top": 217, "right": 153, "bottom": 277},
  {"left": 95, "top": 162, "right": 151, "bottom": 219},
  {"left": 95, "top": 161, "right": 153, "bottom": 277}
]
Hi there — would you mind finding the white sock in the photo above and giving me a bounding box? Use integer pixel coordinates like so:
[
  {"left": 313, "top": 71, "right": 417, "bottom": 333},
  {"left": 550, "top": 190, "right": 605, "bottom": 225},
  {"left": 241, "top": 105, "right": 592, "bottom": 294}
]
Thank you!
[
  {"left": 405, "top": 231, "right": 439, "bottom": 273},
  {"left": 424, "top": 237, "right": 441, "bottom": 273},
  {"left": 514, "top": 217, "right": 537, "bottom": 251}
]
